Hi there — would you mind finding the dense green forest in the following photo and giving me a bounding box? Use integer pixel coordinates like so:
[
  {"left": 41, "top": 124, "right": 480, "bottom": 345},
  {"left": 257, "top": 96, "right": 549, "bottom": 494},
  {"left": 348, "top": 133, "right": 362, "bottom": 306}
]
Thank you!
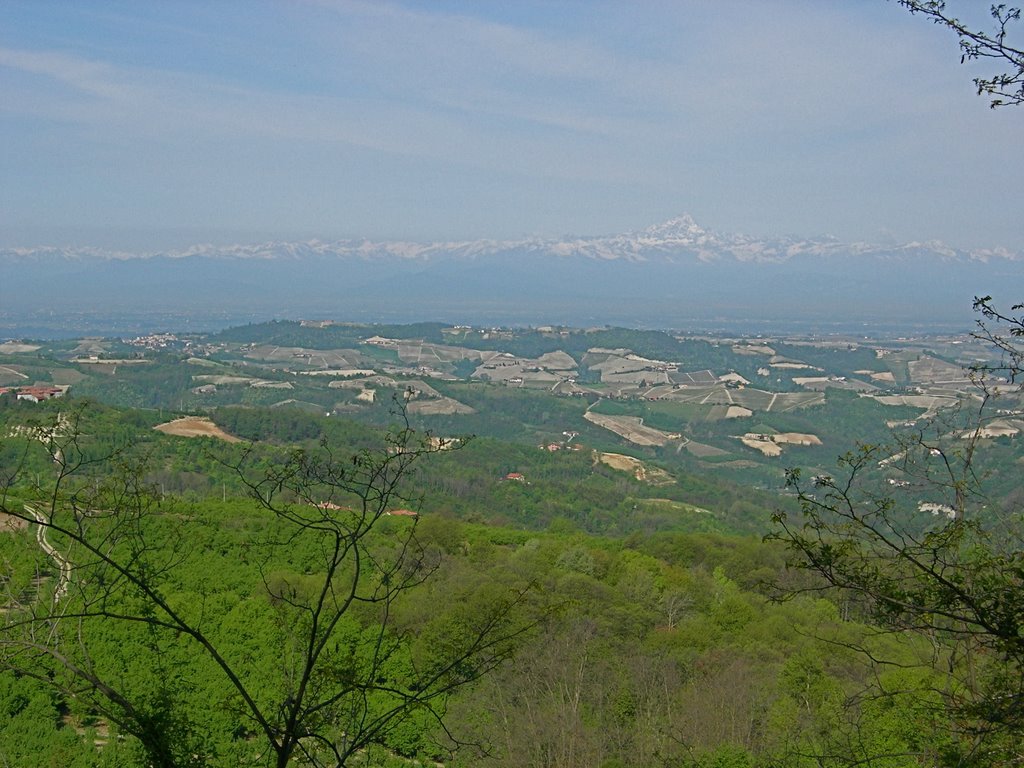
[
  {"left": 1, "top": 319, "right": 1021, "bottom": 766},
  {"left": 1, "top": 395, "right": 1017, "bottom": 766}
]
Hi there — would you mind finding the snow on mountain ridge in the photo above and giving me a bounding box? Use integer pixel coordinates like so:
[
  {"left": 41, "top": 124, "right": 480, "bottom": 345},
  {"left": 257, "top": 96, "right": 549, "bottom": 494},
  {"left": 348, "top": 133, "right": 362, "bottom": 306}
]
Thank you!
[{"left": 1, "top": 215, "right": 1019, "bottom": 264}]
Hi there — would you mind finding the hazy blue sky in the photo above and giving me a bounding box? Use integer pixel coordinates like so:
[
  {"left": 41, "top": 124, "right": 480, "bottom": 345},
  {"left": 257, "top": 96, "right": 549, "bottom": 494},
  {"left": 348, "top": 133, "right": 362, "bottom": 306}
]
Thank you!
[{"left": 1, "top": 1, "right": 1020, "bottom": 250}]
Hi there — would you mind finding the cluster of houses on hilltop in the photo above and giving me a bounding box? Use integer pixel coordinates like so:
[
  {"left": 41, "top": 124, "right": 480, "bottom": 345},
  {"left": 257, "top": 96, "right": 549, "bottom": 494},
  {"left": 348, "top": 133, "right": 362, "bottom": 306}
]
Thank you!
[
  {"left": 0, "top": 385, "right": 68, "bottom": 402},
  {"left": 124, "top": 332, "right": 184, "bottom": 349}
]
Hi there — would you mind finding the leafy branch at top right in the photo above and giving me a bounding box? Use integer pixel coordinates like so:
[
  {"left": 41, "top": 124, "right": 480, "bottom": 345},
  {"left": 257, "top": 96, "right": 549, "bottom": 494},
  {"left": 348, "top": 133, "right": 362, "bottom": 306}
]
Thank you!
[{"left": 899, "top": 1, "right": 1024, "bottom": 107}]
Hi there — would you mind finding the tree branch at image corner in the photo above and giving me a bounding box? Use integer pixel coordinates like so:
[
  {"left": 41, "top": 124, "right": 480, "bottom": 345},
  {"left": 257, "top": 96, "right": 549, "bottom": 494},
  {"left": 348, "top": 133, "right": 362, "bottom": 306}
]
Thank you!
[
  {"left": 0, "top": 400, "right": 537, "bottom": 768},
  {"left": 898, "top": 1, "right": 1024, "bottom": 107}
]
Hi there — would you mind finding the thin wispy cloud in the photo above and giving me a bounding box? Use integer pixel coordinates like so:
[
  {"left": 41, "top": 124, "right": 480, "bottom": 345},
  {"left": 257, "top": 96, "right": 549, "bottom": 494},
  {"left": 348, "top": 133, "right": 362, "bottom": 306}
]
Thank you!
[{"left": 0, "top": 1, "right": 1019, "bottom": 247}]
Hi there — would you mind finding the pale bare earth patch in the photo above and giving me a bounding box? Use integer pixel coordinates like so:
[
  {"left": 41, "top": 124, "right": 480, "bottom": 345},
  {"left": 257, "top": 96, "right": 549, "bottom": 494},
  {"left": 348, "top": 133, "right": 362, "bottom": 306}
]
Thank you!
[
  {"left": 725, "top": 405, "right": 753, "bottom": 418},
  {"left": 602, "top": 369, "right": 672, "bottom": 386},
  {"left": 299, "top": 369, "right": 376, "bottom": 377},
  {"left": 672, "top": 369, "right": 718, "bottom": 386},
  {"left": 193, "top": 375, "right": 294, "bottom": 389},
  {"left": 401, "top": 380, "right": 445, "bottom": 398},
  {"left": 536, "top": 351, "right": 577, "bottom": 371},
  {"left": 718, "top": 373, "right": 750, "bottom": 386},
  {"left": 764, "top": 392, "right": 826, "bottom": 411},
  {"left": 193, "top": 375, "right": 258, "bottom": 386},
  {"left": 660, "top": 386, "right": 822, "bottom": 413},
  {"left": 243, "top": 346, "right": 363, "bottom": 369},
  {"left": 871, "top": 394, "right": 959, "bottom": 410},
  {"left": 395, "top": 341, "right": 482, "bottom": 366},
  {"left": 740, "top": 436, "right": 783, "bottom": 457},
  {"left": 0, "top": 512, "right": 29, "bottom": 532},
  {"left": 725, "top": 388, "right": 773, "bottom": 410},
  {"left": 658, "top": 385, "right": 722, "bottom": 405},
  {"left": 886, "top": 419, "right": 918, "bottom": 429},
  {"left": 70, "top": 339, "right": 110, "bottom": 357},
  {"left": 330, "top": 375, "right": 398, "bottom": 390},
  {"left": 908, "top": 357, "right": 966, "bottom": 384},
  {"left": 739, "top": 432, "right": 821, "bottom": 457},
  {"left": 398, "top": 381, "right": 476, "bottom": 415},
  {"left": 857, "top": 370, "right": 896, "bottom": 383},
  {"left": 774, "top": 433, "right": 823, "bottom": 446},
  {"left": 637, "top": 498, "right": 713, "bottom": 516},
  {"left": 427, "top": 436, "right": 461, "bottom": 450},
  {"left": 405, "top": 397, "right": 476, "bottom": 415},
  {"left": 154, "top": 417, "right": 241, "bottom": 443},
  {"left": 732, "top": 344, "right": 775, "bottom": 356},
  {"left": 960, "top": 420, "right": 1022, "bottom": 438},
  {"left": 0, "top": 343, "right": 40, "bottom": 354},
  {"left": 770, "top": 362, "right": 820, "bottom": 370},
  {"left": 473, "top": 350, "right": 577, "bottom": 386},
  {"left": 583, "top": 412, "right": 679, "bottom": 447},
  {"left": 598, "top": 452, "right": 643, "bottom": 472},
  {"left": 596, "top": 452, "right": 674, "bottom": 484},
  {"left": 584, "top": 350, "right": 676, "bottom": 385}
]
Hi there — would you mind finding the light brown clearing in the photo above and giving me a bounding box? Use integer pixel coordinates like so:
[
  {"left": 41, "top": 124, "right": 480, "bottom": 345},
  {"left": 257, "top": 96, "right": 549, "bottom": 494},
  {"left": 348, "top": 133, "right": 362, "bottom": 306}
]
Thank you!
[
  {"left": 792, "top": 377, "right": 831, "bottom": 386},
  {"left": 155, "top": 417, "right": 241, "bottom": 442},
  {"left": 774, "top": 432, "right": 822, "bottom": 445},
  {"left": 596, "top": 452, "right": 674, "bottom": 484},
  {"left": 584, "top": 412, "right": 679, "bottom": 446},
  {"left": 406, "top": 397, "right": 476, "bottom": 415},
  {"left": 871, "top": 394, "right": 958, "bottom": 410},
  {"left": 192, "top": 375, "right": 257, "bottom": 385},
  {"left": 0, "top": 342, "right": 41, "bottom": 354},
  {"left": 0, "top": 512, "right": 29, "bottom": 532},
  {"left": 974, "top": 425, "right": 1019, "bottom": 438},
  {"left": 855, "top": 369, "right": 896, "bottom": 382},
  {"left": 908, "top": 356, "right": 965, "bottom": 384},
  {"left": 763, "top": 391, "right": 826, "bottom": 411},
  {"left": 427, "top": 436, "right": 461, "bottom": 450},
  {"left": 732, "top": 344, "right": 775, "bottom": 356},
  {"left": 725, "top": 405, "right": 752, "bottom": 418},
  {"left": 243, "top": 345, "right": 363, "bottom": 369},
  {"left": 598, "top": 452, "right": 641, "bottom": 471},
  {"left": 961, "top": 421, "right": 1020, "bottom": 438},
  {"left": 299, "top": 369, "right": 375, "bottom": 377},
  {"left": 740, "top": 437, "right": 783, "bottom": 456},
  {"left": 536, "top": 351, "right": 578, "bottom": 371},
  {"left": 637, "top": 498, "right": 713, "bottom": 515},
  {"left": 739, "top": 431, "right": 821, "bottom": 457},
  {"left": 186, "top": 357, "right": 224, "bottom": 368}
]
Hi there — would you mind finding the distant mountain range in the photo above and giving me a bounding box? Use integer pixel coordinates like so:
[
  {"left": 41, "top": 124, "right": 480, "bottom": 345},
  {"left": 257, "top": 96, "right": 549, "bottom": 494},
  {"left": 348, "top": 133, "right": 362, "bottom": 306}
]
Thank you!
[
  {"left": 5, "top": 214, "right": 1020, "bottom": 265},
  {"left": 3, "top": 215, "right": 1022, "bottom": 336}
]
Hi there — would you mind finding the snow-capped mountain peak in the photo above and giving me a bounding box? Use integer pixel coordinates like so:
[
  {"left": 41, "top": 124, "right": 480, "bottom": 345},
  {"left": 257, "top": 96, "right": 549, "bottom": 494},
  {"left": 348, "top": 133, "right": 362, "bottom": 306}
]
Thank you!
[{"left": 1, "top": 215, "right": 1019, "bottom": 266}]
